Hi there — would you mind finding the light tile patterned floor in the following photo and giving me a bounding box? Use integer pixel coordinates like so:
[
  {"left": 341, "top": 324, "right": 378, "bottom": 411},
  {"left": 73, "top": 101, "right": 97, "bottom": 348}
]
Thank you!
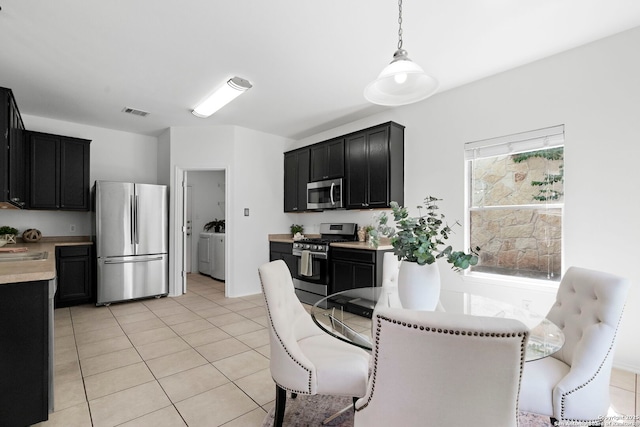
[
  {"left": 35, "top": 274, "right": 273, "bottom": 427},
  {"left": 34, "top": 273, "right": 640, "bottom": 426}
]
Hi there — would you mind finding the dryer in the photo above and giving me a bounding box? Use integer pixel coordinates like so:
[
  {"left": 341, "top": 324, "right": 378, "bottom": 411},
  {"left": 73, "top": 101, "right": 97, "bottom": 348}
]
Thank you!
[{"left": 211, "top": 233, "right": 225, "bottom": 281}]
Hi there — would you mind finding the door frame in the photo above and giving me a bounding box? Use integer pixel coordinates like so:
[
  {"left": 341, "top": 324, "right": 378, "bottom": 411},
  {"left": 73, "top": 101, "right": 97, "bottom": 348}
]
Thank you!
[{"left": 175, "top": 167, "right": 228, "bottom": 295}]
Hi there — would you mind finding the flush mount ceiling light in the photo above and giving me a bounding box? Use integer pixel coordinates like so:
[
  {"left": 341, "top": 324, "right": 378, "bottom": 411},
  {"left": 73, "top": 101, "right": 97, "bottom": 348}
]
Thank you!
[
  {"left": 192, "top": 76, "right": 252, "bottom": 118},
  {"left": 364, "top": 0, "right": 439, "bottom": 106}
]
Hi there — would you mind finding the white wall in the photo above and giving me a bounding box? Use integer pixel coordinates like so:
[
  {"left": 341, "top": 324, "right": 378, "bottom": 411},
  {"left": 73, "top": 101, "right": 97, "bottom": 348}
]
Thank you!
[
  {"left": 0, "top": 115, "right": 158, "bottom": 237},
  {"left": 287, "top": 27, "right": 640, "bottom": 372},
  {"left": 165, "top": 125, "right": 290, "bottom": 298}
]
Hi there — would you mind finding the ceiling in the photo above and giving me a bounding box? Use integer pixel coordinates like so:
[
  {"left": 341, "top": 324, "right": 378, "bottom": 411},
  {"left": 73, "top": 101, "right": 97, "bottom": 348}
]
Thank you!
[{"left": 1, "top": 1, "right": 640, "bottom": 140}]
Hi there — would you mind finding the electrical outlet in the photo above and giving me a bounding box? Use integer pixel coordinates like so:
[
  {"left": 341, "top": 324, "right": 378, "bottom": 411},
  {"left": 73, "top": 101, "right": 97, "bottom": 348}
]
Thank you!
[
  {"left": 70, "top": 224, "right": 76, "bottom": 232},
  {"left": 522, "top": 299, "right": 532, "bottom": 310}
]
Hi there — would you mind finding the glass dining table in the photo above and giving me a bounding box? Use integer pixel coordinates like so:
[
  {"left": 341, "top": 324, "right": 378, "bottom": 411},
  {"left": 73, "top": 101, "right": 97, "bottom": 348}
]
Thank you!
[{"left": 310, "top": 287, "right": 565, "bottom": 362}]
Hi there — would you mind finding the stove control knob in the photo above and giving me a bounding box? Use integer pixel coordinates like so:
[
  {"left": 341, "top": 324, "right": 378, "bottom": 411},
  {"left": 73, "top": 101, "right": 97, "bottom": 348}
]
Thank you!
[{"left": 303, "top": 244, "right": 310, "bottom": 249}]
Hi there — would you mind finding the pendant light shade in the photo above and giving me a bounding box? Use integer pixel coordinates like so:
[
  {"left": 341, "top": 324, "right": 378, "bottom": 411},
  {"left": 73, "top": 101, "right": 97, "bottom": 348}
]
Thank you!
[
  {"left": 364, "top": 0, "right": 439, "bottom": 106},
  {"left": 364, "top": 49, "right": 439, "bottom": 106}
]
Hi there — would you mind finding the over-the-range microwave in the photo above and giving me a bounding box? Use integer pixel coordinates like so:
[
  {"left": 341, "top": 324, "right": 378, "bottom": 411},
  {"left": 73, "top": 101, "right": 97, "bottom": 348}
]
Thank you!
[{"left": 307, "top": 178, "right": 344, "bottom": 210}]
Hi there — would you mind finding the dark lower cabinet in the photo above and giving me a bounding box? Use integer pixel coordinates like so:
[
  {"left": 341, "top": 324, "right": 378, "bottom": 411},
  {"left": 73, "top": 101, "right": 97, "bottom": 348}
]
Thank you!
[
  {"left": 0, "top": 280, "right": 49, "bottom": 426},
  {"left": 269, "top": 242, "right": 297, "bottom": 277},
  {"left": 330, "top": 247, "right": 391, "bottom": 293},
  {"left": 55, "top": 245, "right": 94, "bottom": 308},
  {"left": 26, "top": 131, "right": 91, "bottom": 211}
]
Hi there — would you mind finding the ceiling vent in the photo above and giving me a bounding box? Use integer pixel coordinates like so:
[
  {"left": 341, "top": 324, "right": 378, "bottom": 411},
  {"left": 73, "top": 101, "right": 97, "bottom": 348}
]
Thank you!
[{"left": 122, "top": 107, "right": 150, "bottom": 117}]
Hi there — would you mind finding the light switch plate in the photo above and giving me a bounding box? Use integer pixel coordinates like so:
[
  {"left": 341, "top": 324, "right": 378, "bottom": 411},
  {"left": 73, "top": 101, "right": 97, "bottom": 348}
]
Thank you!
[{"left": 244, "top": 208, "right": 249, "bottom": 216}]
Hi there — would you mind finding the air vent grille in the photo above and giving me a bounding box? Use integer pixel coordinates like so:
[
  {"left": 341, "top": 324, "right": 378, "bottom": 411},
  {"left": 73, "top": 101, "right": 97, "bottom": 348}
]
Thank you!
[{"left": 122, "top": 107, "right": 150, "bottom": 117}]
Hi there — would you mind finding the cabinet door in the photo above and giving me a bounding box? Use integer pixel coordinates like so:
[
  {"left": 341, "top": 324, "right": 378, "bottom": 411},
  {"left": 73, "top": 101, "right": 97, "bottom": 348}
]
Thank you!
[
  {"left": 28, "top": 132, "right": 60, "bottom": 209},
  {"left": 310, "top": 138, "right": 344, "bottom": 182},
  {"left": 366, "top": 127, "right": 390, "bottom": 208},
  {"left": 284, "top": 152, "right": 299, "bottom": 212},
  {"left": 0, "top": 280, "right": 49, "bottom": 425},
  {"left": 8, "top": 93, "right": 26, "bottom": 206},
  {"left": 331, "top": 260, "right": 376, "bottom": 293},
  {"left": 345, "top": 132, "right": 368, "bottom": 208},
  {"left": 326, "top": 138, "right": 344, "bottom": 179},
  {"left": 56, "top": 245, "right": 93, "bottom": 307},
  {"left": 284, "top": 149, "right": 309, "bottom": 212},
  {"left": 59, "top": 137, "right": 90, "bottom": 210}
]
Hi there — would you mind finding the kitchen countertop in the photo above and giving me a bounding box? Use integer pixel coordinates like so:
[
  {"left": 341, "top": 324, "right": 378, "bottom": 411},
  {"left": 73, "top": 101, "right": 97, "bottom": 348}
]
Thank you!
[
  {"left": 268, "top": 234, "right": 393, "bottom": 251},
  {"left": 0, "top": 238, "right": 93, "bottom": 285}
]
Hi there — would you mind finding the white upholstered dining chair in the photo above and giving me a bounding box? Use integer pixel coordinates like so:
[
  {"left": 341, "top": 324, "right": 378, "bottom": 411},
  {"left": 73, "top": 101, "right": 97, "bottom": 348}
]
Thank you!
[
  {"left": 519, "top": 266, "right": 630, "bottom": 425},
  {"left": 354, "top": 306, "right": 530, "bottom": 427},
  {"left": 258, "top": 260, "right": 370, "bottom": 427}
]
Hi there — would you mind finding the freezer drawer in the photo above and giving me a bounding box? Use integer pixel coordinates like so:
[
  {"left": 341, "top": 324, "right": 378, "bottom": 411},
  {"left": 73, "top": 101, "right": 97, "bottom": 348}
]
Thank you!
[{"left": 97, "top": 254, "right": 168, "bottom": 305}]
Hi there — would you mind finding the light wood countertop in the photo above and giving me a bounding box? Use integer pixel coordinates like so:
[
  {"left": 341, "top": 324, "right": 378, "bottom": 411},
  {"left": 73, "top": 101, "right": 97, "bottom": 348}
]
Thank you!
[{"left": 0, "top": 239, "right": 93, "bottom": 285}]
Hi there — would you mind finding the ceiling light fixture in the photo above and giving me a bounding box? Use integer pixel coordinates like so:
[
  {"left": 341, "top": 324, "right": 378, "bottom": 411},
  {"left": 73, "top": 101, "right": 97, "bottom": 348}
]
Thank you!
[
  {"left": 192, "top": 76, "right": 252, "bottom": 118},
  {"left": 364, "top": 0, "right": 439, "bottom": 106}
]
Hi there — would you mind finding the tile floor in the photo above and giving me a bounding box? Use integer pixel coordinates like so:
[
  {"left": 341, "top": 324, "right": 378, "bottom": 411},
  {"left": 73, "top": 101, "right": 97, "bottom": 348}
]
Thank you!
[{"left": 34, "top": 273, "right": 639, "bottom": 426}]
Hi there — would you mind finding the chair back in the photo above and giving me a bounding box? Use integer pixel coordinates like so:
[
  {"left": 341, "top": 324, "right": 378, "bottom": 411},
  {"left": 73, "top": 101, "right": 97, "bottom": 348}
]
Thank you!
[
  {"left": 547, "top": 266, "right": 630, "bottom": 367},
  {"left": 355, "top": 307, "right": 529, "bottom": 427},
  {"left": 381, "top": 252, "right": 400, "bottom": 288},
  {"left": 258, "top": 260, "right": 323, "bottom": 394}
]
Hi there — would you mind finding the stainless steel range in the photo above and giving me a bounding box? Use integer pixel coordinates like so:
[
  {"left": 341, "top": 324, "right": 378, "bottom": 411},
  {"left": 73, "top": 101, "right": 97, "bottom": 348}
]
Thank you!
[{"left": 291, "top": 222, "right": 358, "bottom": 306}]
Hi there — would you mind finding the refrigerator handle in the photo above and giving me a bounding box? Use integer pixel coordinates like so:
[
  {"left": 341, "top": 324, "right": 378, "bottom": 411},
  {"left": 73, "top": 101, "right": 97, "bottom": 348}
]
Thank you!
[
  {"left": 130, "top": 195, "right": 135, "bottom": 244},
  {"left": 104, "top": 256, "right": 164, "bottom": 264},
  {"left": 134, "top": 195, "right": 140, "bottom": 244}
]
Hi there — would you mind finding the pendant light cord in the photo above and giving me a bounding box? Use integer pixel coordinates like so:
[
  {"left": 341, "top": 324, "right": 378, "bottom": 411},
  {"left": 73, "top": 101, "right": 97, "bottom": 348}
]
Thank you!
[{"left": 397, "top": 0, "right": 403, "bottom": 50}]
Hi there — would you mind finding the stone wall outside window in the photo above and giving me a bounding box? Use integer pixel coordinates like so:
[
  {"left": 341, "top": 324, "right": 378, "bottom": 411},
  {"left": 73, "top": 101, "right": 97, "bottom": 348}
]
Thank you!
[{"left": 469, "top": 152, "right": 563, "bottom": 280}]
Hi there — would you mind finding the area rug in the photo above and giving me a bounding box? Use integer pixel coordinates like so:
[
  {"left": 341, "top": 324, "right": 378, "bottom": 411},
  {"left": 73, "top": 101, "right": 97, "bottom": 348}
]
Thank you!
[{"left": 261, "top": 394, "right": 553, "bottom": 426}]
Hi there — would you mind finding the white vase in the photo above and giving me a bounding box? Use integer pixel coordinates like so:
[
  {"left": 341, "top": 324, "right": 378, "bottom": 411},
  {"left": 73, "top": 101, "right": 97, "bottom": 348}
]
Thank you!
[{"left": 397, "top": 261, "right": 441, "bottom": 310}]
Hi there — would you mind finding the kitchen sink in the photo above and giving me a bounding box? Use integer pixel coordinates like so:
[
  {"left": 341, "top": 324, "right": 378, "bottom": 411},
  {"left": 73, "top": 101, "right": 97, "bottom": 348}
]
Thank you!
[{"left": 0, "top": 251, "right": 49, "bottom": 262}]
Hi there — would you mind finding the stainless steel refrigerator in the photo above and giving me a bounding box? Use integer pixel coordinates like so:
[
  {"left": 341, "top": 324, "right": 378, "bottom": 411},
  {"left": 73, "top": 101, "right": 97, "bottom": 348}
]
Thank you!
[{"left": 95, "top": 181, "right": 168, "bottom": 306}]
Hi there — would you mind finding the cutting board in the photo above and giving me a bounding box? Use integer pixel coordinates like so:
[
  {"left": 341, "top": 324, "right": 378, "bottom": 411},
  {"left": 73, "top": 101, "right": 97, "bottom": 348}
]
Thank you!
[{"left": 0, "top": 247, "right": 29, "bottom": 253}]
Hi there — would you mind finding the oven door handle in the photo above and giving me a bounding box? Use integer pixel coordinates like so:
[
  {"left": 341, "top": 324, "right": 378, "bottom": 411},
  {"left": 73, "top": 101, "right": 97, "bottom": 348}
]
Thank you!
[{"left": 293, "top": 251, "right": 328, "bottom": 260}]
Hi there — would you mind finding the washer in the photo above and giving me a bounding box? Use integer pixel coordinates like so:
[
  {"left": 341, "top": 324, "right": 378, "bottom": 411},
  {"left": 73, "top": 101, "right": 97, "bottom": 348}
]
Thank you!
[{"left": 198, "top": 232, "right": 215, "bottom": 276}]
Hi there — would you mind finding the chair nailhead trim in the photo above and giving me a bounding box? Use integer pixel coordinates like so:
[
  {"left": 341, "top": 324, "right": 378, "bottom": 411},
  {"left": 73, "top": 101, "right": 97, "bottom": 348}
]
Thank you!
[
  {"left": 558, "top": 306, "right": 627, "bottom": 424},
  {"left": 354, "top": 313, "right": 529, "bottom": 415},
  {"left": 258, "top": 278, "right": 313, "bottom": 395}
]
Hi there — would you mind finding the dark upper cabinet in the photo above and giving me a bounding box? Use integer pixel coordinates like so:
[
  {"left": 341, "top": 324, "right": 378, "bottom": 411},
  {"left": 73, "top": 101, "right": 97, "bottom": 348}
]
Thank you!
[
  {"left": 309, "top": 138, "right": 344, "bottom": 182},
  {"left": 0, "top": 87, "right": 26, "bottom": 209},
  {"left": 284, "top": 148, "right": 309, "bottom": 212},
  {"left": 55, "top": 245, "right": 94, "bottom": 308},
  {"left": 345, "top": 122, "right": 404, "bottom": 209},
  {"left": 26, "top": 131, "right": 91, "bottom": 211}
]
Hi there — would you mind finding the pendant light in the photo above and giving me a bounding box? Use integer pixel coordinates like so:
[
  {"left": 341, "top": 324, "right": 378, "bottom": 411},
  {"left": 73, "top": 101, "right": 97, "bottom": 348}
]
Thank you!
[{"left": 364, "top": 0, "right": 439, "bottom": 106}]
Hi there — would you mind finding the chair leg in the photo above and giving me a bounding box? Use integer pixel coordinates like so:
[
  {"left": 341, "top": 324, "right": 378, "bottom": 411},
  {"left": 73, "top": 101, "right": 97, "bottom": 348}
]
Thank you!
[{"left": 274, "top": 385, "right": 286, "bottom": 427}]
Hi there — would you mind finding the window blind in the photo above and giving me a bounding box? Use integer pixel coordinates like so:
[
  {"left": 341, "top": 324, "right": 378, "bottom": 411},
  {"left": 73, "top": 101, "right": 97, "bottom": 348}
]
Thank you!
[{"left": 464, "top": 125, "right": 564, "bottom": 160}]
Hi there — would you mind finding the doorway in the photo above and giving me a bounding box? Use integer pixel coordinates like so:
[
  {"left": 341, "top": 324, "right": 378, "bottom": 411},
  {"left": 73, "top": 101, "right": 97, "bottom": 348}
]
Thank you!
[{"left": 182, "top": 169, "right": 226, "bottom": 292}]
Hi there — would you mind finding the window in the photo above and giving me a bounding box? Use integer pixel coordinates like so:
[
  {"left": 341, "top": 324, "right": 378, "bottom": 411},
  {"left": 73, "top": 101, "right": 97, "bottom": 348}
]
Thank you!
[{"left": 465, "top": 125, "right": 564, "bottom": 281}]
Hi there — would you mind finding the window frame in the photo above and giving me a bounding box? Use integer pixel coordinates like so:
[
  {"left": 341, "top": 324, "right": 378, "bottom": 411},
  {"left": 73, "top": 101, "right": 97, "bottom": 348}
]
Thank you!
[{"left": 463, "top": 125, "right": 565, "bottom": 285}]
